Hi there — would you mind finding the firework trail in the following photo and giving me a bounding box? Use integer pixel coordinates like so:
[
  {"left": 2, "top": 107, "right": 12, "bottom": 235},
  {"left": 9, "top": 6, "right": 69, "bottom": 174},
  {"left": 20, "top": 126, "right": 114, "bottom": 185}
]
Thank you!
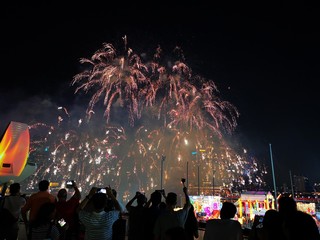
[
  {"left": 69, "top": 37, "right": 266, "bottom": 198},
  {"left": 20, "top": 37, "right": 266, "bottom": 202},
  {"left": 24, "top": 108, "right": 126, "bottom": 195}
]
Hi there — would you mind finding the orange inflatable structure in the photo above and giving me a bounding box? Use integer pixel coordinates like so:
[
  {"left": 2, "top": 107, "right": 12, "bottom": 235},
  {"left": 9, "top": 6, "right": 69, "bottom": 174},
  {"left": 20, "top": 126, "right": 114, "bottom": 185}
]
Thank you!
[{"left": 0, "top": 121, "right": 30, "bottom": 176}]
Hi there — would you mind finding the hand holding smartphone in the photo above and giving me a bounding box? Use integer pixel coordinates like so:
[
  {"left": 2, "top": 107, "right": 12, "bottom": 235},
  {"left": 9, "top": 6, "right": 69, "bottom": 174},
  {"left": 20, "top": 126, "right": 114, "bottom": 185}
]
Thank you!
[
  {"left": 97, "top": 188, "right": 107, "bottom": 194},
  {"left": 66, "top": 180, "right": 73, "bottom": 188},
  {"left": 58, "top": 218, "right": 66, "bottom": 227}
]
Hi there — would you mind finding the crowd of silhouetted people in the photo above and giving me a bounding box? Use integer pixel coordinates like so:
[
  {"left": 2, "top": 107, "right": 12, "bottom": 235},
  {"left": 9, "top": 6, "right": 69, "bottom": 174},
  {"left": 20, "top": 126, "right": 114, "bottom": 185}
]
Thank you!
[
  {"left": 247, "top": 195, "right": 320, "bottom": 240},
  {"left": 0, "top": 180, "right": 320, "bottom": 240}
]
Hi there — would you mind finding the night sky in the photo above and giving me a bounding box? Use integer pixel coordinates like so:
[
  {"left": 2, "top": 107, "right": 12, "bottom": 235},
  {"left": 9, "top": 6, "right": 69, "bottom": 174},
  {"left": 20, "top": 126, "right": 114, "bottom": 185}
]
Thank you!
[{"left": 1, "top": 2, "right": 320, "bottom": 189}]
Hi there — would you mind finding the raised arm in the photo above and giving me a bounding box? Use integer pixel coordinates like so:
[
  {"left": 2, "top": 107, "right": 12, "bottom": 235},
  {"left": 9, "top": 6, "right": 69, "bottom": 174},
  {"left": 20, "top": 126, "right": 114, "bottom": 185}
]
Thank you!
[
  {"left": 78, "top": 187, "right": 96, "bottom": 212},
  {"left": 144, "top": 196, "right": 152, "bottom": 208},
  {"left": 71, "top": 181, "right": 81, "bottom": 200},
  {"left": 106, "top": 186, "right": 121, "bottom": 211},
  {"left": 126, "top": 192, "right": 139, "bottom": 211},
  {"left": 183, "top": 187, "right": 191, "bottom": 210}
]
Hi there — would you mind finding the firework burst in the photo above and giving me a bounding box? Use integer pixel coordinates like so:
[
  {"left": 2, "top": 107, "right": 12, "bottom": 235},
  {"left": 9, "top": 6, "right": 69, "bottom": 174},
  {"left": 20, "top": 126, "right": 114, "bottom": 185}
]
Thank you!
[
  {"left": 22, "top": 37, "right": 266, "bottom": 201},
  {"left": 69, "top": 37, "right": 265, "bottom": 198},
  {"left": 24, "top": 108, "right": 126, "bottom": 193}
]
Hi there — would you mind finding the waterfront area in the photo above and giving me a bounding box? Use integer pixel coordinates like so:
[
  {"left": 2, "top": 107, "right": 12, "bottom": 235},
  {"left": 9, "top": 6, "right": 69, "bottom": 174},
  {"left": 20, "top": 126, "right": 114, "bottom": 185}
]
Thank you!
[{"left": 1, "top": 2, "right": 320, "bottom": 239}]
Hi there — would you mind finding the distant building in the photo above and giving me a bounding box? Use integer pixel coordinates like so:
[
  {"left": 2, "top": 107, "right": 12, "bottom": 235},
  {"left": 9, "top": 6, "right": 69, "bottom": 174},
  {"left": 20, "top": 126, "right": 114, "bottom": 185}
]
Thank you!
[
  {"left": 279, "top": 183, "right": 287, "bottom": 193},
  {"left": 293, "top": 175, "right": 313, "bottom": 193},
  {"left": 313, "top": 183, "right": 320, "bottom": 193}
]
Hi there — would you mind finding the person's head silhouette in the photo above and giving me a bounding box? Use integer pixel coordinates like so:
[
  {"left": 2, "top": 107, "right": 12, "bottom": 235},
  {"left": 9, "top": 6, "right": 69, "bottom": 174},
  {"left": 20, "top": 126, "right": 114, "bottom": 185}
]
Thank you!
[{"left": 220, "top": 202, "right": 237, "bottom": 219}]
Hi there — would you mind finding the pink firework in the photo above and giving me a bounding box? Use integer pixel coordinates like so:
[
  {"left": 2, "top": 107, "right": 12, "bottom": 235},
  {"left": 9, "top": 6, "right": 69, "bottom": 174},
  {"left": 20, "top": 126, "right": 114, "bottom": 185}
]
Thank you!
[
  {"left": 72, "top": 38, "right": 152, "bottom": 126},
  {"left": 70, "top": 37, "right": 265, "bottom": 198}
]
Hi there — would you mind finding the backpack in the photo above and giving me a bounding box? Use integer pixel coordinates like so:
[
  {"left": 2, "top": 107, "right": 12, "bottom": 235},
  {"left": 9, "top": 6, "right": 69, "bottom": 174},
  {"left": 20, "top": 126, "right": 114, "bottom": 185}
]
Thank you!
[{"left": 0, "top": 196, "right": 18, "bottom": 226}]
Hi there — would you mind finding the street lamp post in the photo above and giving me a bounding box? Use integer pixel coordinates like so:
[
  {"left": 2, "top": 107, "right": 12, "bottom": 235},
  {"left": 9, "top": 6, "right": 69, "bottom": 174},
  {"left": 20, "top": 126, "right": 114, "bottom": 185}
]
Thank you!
[
  {"left": 289, "top": 170, "right": 294, "bottom": 196},
  {"left": 198, "top": 148, "right": 206, "bottom": 195},
  {"left": 269, "top": 143, "right": 277, "bottom": 209},
  {"left": 212, "top": 171, "right": 215, "bottom": 195},
  {"left": 212, "top": 157, "right": 215, "bottom": 195},
  {"left": 191, "top": 151, "right": 199, "bottom": 195},
  {"left": 160, "top": 155, "right": 166, "bottom": 190},
  {"left": 186, "top": 161, "right": 189, "bottom": 188},
  {"left": 197, "top": 164, "right": 200, "bottom": 195}
]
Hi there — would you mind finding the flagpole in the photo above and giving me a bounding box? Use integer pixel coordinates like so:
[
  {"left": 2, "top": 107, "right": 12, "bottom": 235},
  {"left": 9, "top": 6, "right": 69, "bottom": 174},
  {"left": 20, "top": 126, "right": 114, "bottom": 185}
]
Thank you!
[
  {"left": 289, "top": 170, "right": 294, "bottom": 196},
  {"left": 269, "top": 143, "right": 278, "bottom": 209}
]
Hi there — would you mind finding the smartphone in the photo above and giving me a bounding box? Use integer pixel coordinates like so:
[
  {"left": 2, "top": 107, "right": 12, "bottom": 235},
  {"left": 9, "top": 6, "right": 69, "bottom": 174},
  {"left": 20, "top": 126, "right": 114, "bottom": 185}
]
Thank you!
[
  {"left": 66, "top": 180, "right": 73, "bottom": 188},
  {"left": 258, "top": 216, "right": 264, "bottom": 223},
  {"left": 253, "top": 215, "right": 264, "bottom": 227},
  {"left": 58, "top": 218, "right": 66, "bottom": 227},
  {"left": 98, "top": 188, "right": 107, "bottom": 194}
]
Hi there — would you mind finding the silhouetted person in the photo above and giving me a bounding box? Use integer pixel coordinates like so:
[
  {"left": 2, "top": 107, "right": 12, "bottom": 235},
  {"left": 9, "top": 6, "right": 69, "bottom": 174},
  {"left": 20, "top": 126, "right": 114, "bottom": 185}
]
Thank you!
[
  {"left": 204, "top": 201, "right": 243, "bottom": 240},
  {"left": 248, "top": 214, "right": 264, "bottom": 240},
  {"left": 111, "top": 189, "right": 126, "bottom": 240},
  {"left": 184, "top": 204, "right": 199, "bottom": 240},
  {"left": 159, "top": 201, "right": 167, "bottom": 214},
  {"left": 262, "top": 209, "right": 285, "bottom": 240},
  {"left": 278, "top": 196, "right": 320, "bottom": 240},
  {"left": 154, "top": 186, "right": 191, "bottom": 240},
  {"left": 0, "top": 182, "right": 26, "bottom": 240},
  {"left": 144, "top": 190, "right": 162, "bottom": 240},
  {"left": 78, "top": 186, "right": 121, "bottom": 240},
  {"left": 55, "top": 180, "right": 81, "bottom": 240},
  {"left": 30, "top": 202, "right": 60, "bottom": 240},
  {"left": 21, "top": 179, "right": 55, "bottom": 239},
  {"left": 126, "top": 191, "right": 147, "bottom": 240}
]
